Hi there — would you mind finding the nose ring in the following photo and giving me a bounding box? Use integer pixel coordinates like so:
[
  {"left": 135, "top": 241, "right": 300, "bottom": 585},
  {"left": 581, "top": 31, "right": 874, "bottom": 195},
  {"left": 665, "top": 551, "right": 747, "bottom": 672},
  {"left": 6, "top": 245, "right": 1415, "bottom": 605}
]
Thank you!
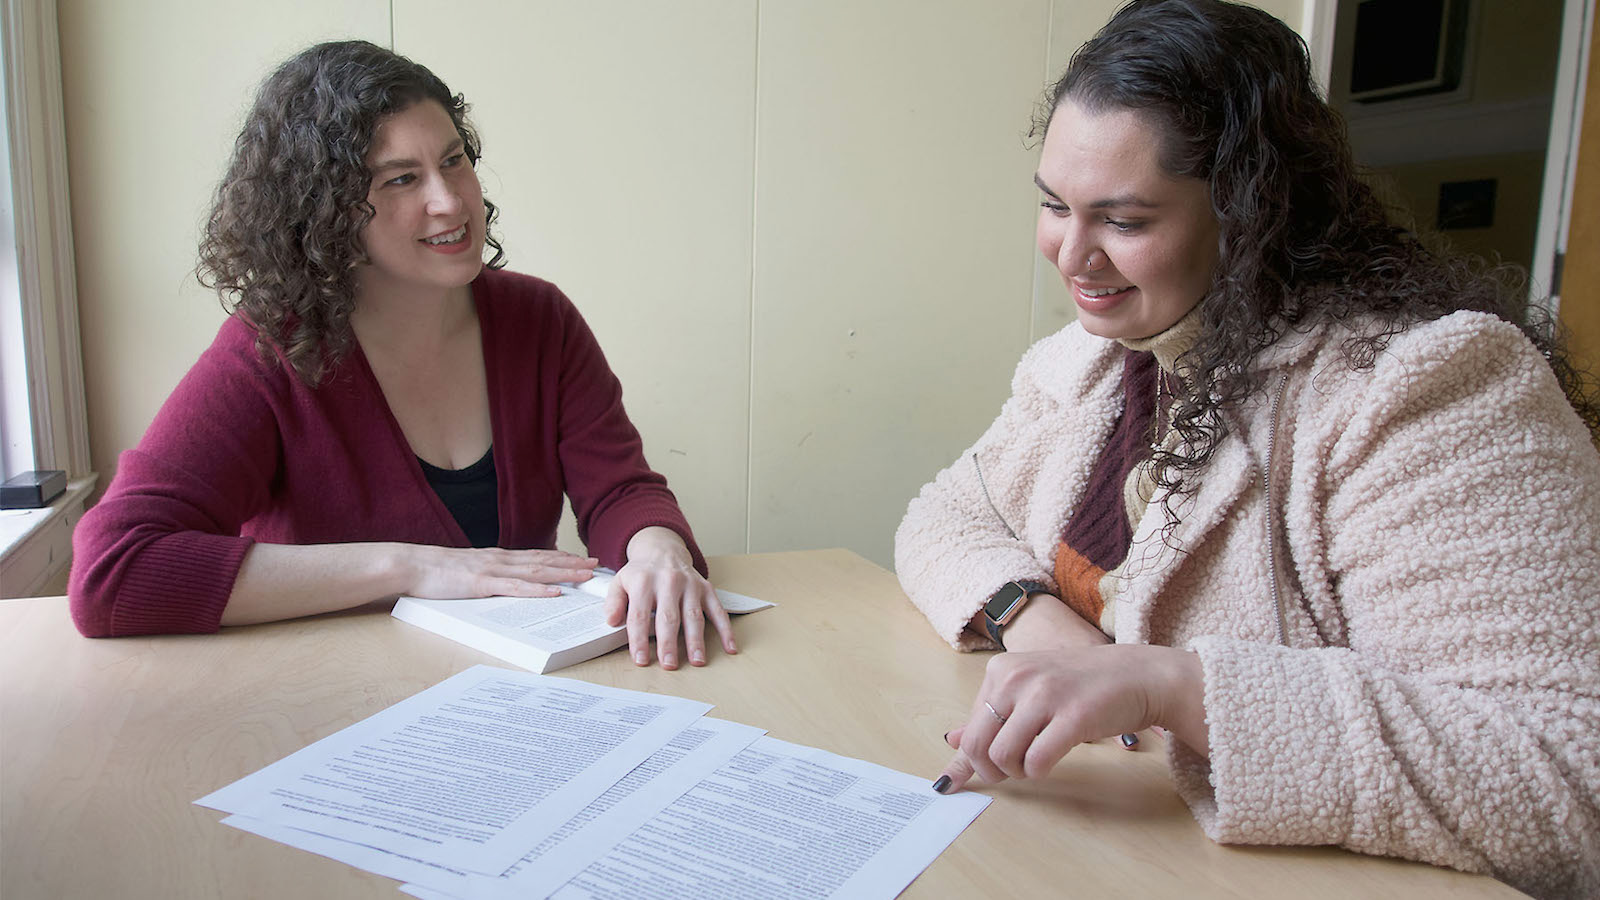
[{"left": 1085, "top": 250, "right": 1105, "bottom": 271}]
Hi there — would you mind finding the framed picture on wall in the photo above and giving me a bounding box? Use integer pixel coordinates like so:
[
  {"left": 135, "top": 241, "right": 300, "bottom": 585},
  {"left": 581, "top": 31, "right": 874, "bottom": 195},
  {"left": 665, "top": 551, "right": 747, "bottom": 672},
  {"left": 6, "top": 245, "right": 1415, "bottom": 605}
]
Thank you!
[{"left": 1344, "top": 0, "right": 1472, "bottom": 103}]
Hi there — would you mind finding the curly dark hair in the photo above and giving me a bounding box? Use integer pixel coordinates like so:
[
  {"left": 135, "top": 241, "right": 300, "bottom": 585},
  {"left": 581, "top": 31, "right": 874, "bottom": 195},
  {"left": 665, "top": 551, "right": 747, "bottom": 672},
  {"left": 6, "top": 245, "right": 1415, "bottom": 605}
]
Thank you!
[
  {"left": 1036, "top": 0, "right": 1600, "bottom": 503},
  {"left": 198, "top": 40, "right": 506, "bottom": 384}
]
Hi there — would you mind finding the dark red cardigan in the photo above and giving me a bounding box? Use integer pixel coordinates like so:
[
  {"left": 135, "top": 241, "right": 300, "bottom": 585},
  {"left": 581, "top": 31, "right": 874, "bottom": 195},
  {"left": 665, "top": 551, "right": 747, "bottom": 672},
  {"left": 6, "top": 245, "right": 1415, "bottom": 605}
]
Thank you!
[{"left": 69, "top": 269, "right": 703, "bottom": 637}]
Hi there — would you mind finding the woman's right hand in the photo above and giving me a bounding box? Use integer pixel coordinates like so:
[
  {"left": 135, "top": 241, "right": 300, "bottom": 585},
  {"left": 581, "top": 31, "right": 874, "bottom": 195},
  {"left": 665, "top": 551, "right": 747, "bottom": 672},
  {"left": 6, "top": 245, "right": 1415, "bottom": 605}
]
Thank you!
[
  {"left": 934, "top": 645, "right": 1208, "bottom": 793},
  {"left": 397, "top": 545, "right": 599, "bottom": 599}
]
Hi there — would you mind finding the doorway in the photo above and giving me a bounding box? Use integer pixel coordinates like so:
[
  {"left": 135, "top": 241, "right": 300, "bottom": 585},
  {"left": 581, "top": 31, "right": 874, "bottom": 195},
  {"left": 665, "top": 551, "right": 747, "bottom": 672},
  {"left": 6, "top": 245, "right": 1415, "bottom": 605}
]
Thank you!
[
  {"left": 1328, "top": 1, "right": 1560, "bottom": 279},
  {"left": 1313, "top": 0, "right": 1598, "bottom": 370}
]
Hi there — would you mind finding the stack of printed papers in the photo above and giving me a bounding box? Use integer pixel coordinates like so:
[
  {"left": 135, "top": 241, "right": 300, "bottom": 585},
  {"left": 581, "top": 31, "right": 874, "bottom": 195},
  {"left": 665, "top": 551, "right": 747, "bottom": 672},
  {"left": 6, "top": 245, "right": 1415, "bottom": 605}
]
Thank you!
[{"left": 197, "top": 665, "right": 989, "bottom": 899}]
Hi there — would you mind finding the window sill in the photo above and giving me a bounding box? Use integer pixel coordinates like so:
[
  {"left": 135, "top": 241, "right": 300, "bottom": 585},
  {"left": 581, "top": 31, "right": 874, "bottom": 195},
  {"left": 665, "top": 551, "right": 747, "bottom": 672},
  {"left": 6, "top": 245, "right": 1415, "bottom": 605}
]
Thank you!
[{"left": 0, "top": 475, "right": 96, "bottom": 598}]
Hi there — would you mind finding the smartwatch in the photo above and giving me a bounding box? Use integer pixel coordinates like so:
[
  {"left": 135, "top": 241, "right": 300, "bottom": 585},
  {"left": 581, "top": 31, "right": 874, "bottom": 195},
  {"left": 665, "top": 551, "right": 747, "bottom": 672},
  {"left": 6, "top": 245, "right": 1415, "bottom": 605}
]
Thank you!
[{"left": 981, "top": 580, "right": 1051, "bottom": 648}]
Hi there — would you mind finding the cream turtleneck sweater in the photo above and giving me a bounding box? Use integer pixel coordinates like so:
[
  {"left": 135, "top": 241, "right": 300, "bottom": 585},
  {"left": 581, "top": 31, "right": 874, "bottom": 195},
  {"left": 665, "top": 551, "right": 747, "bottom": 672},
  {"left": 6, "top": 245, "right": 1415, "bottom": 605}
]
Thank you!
[{"left": 1114, "top": 303, "right": 1204, "bottom": 533}]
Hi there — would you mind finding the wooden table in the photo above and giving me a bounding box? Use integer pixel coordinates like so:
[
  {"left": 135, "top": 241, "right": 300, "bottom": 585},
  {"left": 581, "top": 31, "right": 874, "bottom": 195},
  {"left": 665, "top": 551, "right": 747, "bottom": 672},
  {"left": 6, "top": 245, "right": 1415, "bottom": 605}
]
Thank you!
[{"left": 0, "top": 549, "right": 1525, "bottom": 899}]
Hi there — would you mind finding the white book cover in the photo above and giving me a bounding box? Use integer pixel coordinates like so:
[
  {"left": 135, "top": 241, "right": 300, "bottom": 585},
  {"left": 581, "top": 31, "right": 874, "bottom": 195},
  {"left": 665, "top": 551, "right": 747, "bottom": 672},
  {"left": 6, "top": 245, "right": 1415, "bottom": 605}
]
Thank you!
[{"left": 391, "top": 570, "right": 773, "bottom": 674}]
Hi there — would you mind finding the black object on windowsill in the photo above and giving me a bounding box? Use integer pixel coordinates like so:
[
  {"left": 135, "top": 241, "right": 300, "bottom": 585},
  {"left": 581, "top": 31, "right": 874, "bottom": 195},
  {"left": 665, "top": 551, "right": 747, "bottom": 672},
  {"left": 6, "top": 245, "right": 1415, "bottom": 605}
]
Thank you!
[{"left": 1, "top": 470, "right": 67, "bottom": 509}]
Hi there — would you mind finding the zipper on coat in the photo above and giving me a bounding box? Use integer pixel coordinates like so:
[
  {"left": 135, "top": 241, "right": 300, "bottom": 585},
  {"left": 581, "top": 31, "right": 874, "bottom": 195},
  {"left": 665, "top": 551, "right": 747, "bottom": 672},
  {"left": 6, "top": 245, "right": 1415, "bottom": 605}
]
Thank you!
[
  {"left": 1265, "top": 372, "right": 1291, "bottom": 646},
  {"left": 972, "top": 452, "right": 1020, "bottom": 541}
]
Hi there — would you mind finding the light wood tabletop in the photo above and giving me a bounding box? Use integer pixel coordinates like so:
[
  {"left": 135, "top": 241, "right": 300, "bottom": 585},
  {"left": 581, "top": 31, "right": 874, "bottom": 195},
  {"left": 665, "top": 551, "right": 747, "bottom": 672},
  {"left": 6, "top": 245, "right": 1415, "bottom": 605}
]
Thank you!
[{"left": 0, "top": 549, "right": 1526, "bottom": 899}]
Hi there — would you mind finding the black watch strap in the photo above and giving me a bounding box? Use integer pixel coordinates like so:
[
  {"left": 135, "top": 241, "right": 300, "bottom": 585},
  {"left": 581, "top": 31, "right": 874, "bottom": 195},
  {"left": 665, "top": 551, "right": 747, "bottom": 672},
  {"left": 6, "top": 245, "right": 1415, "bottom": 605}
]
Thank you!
[{"left": 981, "top": 579, "right": 1052, "bottom": 648}]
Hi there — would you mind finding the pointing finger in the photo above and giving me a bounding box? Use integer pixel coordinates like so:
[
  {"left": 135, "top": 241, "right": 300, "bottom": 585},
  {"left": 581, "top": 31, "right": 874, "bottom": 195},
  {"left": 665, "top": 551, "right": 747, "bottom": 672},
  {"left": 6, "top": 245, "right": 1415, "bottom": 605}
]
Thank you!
[{"left": 932, "top": 752, "right": 978, "bottom": 794}]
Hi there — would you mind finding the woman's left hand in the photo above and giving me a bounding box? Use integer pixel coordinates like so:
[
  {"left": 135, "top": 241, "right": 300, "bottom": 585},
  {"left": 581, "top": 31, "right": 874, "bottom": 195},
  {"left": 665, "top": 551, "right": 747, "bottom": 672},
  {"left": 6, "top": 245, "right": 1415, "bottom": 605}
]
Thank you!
[
  {"left": 935, "top": 644, "right": 1208, "bottom": 792},
  {"left": 605, "top": 526, "right": 737, "bottom": 669}
]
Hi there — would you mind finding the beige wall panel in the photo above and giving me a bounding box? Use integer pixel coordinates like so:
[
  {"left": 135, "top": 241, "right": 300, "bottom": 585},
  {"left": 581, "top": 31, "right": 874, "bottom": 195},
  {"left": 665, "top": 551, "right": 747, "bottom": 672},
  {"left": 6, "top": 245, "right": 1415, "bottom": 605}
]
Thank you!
[
  {"left": 395, "top": 1, "right": 756, "bottom": 557},
  {"left": 749, "top": 0, "right": 1051, "bottom": 567},
  {"left": 59, "top": 1, "right": 389, "bottom": 488},
  {"left": 1248, "top": 0, "right": 1304, "bottom": 34}
]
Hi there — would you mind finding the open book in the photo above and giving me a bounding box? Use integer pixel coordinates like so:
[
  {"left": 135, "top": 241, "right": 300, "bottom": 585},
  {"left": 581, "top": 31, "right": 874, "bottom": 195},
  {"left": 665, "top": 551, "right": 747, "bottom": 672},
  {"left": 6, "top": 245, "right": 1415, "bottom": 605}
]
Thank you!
[{"left": 390, "top": 569, "right": 775, "bottom": 674}]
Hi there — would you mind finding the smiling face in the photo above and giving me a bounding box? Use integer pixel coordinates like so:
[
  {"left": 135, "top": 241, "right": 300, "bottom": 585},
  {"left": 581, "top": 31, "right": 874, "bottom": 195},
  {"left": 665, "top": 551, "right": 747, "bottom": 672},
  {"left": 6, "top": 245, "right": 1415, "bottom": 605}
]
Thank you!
[
  {"left": 1035, "top": 99, "right": 1219, "bottom": 341},
  {"left": 357, "top": 100, "right": 487, "bottom": 304}
]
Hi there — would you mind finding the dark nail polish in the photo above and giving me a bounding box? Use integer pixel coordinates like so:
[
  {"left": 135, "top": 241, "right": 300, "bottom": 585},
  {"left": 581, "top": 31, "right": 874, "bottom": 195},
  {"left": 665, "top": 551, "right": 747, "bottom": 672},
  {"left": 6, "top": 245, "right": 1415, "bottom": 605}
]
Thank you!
[
  {"left": 1120, "top": 732, "right": 1139, "bottom": 749},
  {"left": 942, "top": 731, "right": 951, "bottom": 743},
  {"left": 932, "top": 775, "right": 952, "bottom": 794}
]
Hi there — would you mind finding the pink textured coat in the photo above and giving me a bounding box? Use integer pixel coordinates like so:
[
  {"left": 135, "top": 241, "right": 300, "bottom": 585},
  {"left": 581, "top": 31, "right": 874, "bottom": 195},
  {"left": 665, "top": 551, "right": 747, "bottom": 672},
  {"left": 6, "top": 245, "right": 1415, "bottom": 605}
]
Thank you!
[{"left": 895, "top": 311, "right": 1600, "bottom": 898}]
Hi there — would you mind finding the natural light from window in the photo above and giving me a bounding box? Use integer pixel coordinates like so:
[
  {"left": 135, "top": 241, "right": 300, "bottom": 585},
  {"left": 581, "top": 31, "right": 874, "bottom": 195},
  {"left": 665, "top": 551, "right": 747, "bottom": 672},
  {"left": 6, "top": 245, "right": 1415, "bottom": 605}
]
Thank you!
[{"left": 0, "top": 55, "right": 34, "bottom": 482}]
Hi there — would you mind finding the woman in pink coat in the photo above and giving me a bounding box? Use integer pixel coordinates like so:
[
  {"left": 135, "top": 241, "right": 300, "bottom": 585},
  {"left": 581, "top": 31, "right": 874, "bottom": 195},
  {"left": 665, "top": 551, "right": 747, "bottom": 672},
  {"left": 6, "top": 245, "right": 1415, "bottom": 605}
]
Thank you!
[{"left": 895, "top": 2, "right": 1600, "bottom": 896}]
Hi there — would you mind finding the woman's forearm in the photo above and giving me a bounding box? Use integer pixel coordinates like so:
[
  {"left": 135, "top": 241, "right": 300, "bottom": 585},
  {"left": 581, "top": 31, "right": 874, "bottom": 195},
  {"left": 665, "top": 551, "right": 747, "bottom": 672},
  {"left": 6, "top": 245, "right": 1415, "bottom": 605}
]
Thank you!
[
  {"left": 625, "top": 525, "right": 694, "bottom": 566},
  {"left": 220, "top": 542, "right": 411, "bottom": 626},
  {"left": 220, "top": 542, "right": 599, "bottom": 627},
  {"left": 965, "top": 591, "right": 1108, "bottom": 653},
  {"left": 1155, "top": 648, "right": 1210, "bottom": 757},
  {"left": 998, "top": 593, "right": 1110, "bottom": 652}
]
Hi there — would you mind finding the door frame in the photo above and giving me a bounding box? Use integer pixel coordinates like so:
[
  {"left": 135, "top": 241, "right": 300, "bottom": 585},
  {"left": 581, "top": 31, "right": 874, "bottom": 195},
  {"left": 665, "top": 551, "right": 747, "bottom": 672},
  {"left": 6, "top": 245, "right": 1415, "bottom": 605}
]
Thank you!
[
  {"left": 1302, "top": 0, "right": 1591, "bottom": 310},
  {"left": 1531, "top": 0, "right": 1594, "bottom": 310}
]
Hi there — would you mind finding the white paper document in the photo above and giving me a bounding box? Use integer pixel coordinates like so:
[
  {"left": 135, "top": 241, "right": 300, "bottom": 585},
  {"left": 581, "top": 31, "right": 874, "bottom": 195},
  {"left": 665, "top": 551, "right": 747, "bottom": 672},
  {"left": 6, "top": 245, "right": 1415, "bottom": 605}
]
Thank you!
[
  {"left": 222, "top": 716, "right": 765, "bottom": 891},
  {"left": 196, "top": 665, "right": 711, "bottom": 874},
  {"left": 455, "top": 717, "right": 768, "bottom": 898},
  {"left": 407, "top": 736, "right": 990, "bottom": 900}
]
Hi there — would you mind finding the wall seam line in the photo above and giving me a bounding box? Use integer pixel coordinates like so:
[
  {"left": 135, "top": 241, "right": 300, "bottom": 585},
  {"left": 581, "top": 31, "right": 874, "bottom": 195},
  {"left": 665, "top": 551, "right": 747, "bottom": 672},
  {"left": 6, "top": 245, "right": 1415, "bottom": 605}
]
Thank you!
[
  {"left": 1031, "top": 0, "right": 1057, "bottom": 347},
  {"left": 744, "top": 0, "right": 762, "bottom": 554}
]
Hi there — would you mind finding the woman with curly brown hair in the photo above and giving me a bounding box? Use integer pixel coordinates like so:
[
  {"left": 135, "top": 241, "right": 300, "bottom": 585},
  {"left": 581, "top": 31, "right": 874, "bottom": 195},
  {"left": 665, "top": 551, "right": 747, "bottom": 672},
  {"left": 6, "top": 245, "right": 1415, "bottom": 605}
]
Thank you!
[
  {"left": 70, "top": 40, "right": 736, "bottom": 670},
  {"left": 895, "top": 1, "right": 1600, "bottom": 896}
]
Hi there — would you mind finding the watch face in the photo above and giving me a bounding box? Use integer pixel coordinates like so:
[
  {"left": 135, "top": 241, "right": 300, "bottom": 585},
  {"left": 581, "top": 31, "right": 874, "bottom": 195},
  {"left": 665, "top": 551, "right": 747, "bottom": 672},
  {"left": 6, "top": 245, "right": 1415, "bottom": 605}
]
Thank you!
[{"left": 984, "top": 582, "right": 1027, "bottom": 621}]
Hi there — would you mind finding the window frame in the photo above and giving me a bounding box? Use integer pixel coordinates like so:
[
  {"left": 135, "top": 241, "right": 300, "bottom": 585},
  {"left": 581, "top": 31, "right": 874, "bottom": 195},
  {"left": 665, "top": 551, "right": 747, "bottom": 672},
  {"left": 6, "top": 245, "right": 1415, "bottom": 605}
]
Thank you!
[
  {"left": 0, "top": 0, "right": 95, "bottom": 597},
  {"left": 2, "top": 0, "right": 91, "bottom": 483}
]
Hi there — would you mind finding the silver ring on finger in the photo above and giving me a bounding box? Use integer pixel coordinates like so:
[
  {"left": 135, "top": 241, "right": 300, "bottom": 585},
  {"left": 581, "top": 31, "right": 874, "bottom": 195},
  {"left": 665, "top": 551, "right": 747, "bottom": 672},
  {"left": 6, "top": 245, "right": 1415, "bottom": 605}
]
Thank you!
[{"left": 984, "top": 701, "right": 1008, "bottom": 724}]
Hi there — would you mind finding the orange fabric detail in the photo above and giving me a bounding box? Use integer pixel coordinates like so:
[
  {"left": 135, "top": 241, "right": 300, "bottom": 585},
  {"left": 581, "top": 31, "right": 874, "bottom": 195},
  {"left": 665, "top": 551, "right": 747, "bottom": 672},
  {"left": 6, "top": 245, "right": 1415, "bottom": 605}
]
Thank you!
[{"left": 1054, "top": 543, "right": 1106, "bottom": 625}]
